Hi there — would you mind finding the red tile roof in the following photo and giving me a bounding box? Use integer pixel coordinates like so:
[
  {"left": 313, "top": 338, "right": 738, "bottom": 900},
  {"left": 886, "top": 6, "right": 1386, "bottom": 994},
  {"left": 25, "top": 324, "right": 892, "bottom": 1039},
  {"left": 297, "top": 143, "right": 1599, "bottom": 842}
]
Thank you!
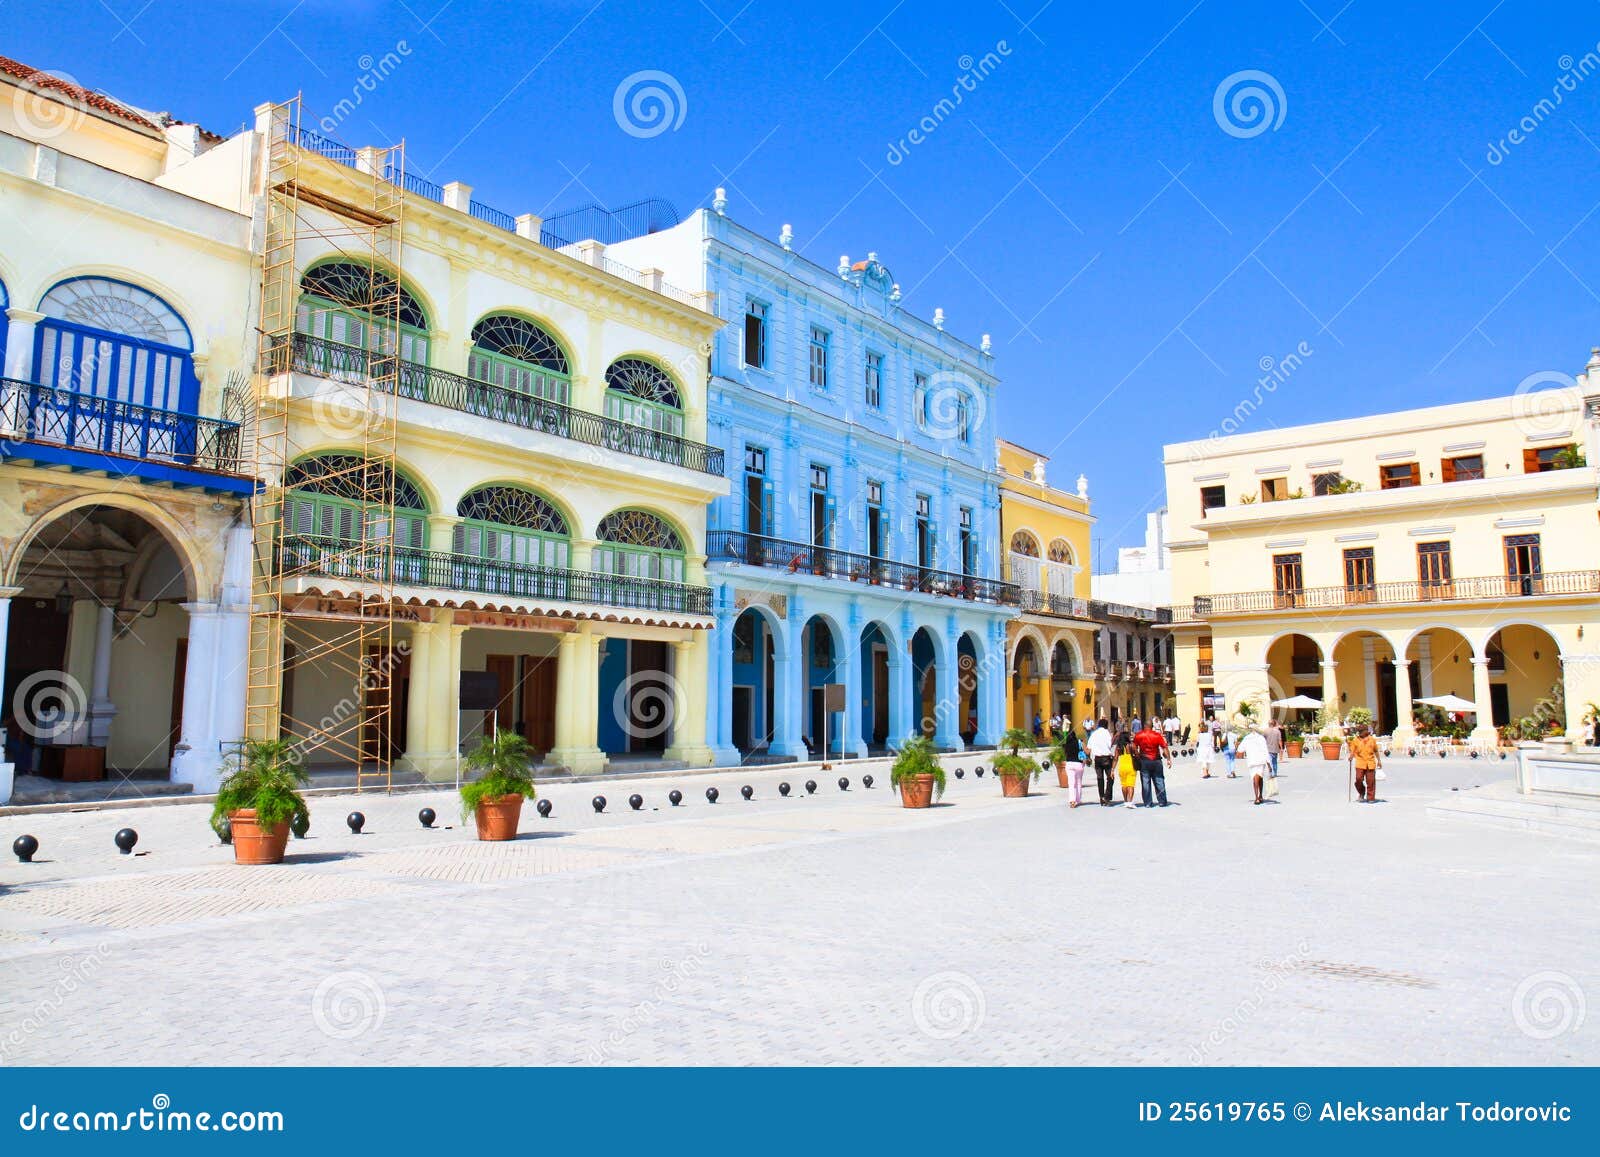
[{"left": 0, "top": 54, "right": 164, "bottom": 132}]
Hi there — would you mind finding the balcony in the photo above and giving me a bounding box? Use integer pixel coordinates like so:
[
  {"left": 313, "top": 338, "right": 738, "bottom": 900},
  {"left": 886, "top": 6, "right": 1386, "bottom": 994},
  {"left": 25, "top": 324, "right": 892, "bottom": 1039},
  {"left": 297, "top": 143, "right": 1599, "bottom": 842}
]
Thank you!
[
  {"left": 0, "top": 377, "right": 251, "bottom": 493},
  {"left": 1092, "top": 660, "right": 1118, "bottom": 680},
  {"left": 279, "top": 535, "right": 712, "bottom": 616},
  {"left": 1017, "top": 588, "right": 1091, "bottom": 618},
  {"left": 1192, "top": 570, "right": 1600, "bottom": 617},
  {"left": 707, "top": 530, "right": 1019, "bottom": 605},
  {"left": 1088, "top": 598, "right": 1173, "bottom": 624},
  {"left": 271, "top": 334, "right": 725, "bottom": 477}
]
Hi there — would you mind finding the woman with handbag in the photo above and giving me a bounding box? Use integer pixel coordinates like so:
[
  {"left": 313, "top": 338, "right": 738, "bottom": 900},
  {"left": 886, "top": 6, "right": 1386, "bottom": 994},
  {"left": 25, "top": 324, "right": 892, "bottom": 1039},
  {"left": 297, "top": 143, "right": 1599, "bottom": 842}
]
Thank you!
[{"left": 1114, "top": 726, "right": 1138, "bottom": 806}]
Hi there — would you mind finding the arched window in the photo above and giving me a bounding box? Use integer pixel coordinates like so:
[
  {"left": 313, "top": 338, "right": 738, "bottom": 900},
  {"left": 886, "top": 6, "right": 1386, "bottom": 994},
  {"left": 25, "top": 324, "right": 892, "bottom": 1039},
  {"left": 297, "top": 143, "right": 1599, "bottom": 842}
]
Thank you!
[
  {"left": 296, "top": 262, "right": 430, "bottom": 364},
  {"left": 604, "top": 357, "right": 683, "bottom": 437},
  {"left": 1048, "top": 538, "right": 1073, "bottom": 565},
  {"left": 283, "top": 454, "right": 428, "bottom": 548},
  {"left": 34, "top": 277, "right": 197, "bottom": 411},
  {"left": 1008, "top": 530, "right": 1042, "bottom": 591},
  {"left": 1009, "top": 531, "right": 1039, "bottom": 557},
  {"left": 453, "top": 485, "right": 570, "bottom": 570},
  {"left": 594, "top": 509, "right": 685, "bottom": 584},
  {"left": 468, "top": 315, "right": 570, "bottom": 404}
]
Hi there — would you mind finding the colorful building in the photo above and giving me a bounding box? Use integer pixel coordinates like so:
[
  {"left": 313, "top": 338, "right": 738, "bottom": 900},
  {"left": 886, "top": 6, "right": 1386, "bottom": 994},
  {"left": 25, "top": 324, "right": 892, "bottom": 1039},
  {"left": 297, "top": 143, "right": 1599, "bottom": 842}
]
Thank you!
[
  {"left": 0, "top": 58, "right": 257, "bottom": 798},
  {"left": 609, "top": 198, "right": 1017, "bottom": 760},
  {"left": 997, "top": 440, "right": 1096, "bottom": 732},
  {"left": 1163, "top": 363, "right": 1600, "bottom": 745}
]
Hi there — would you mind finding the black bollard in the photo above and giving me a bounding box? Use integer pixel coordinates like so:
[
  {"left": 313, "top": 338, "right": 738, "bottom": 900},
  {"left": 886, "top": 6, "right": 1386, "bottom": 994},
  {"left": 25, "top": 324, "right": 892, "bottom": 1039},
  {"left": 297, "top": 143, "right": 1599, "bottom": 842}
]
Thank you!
[
  {"left": 346, "top": 811, "right": 365, "bottom": 834},
  {"left": 668, "top": 789, "right": 683, "bottom": 807},
  {"left": 863, "top": 774, "right": 874, "bottom": 789},
  {"left": 291, "top": 808, "right": 310, "bottom": 840},
  {"left": 13, "top": 834, "right": 39, "bottom": 863},
  {"left": 114, "top": 828, "right": 138, "bottom": 855},
  {"left": 629, "top": 794, "right": 644, "bottom": 811},
  {"left": 706, "top": 786, "right": 719, "bottom": 803},
  {"left": 537, "top": 798, "right": 554, "bottom": 818},
  {"left": 418, "top": 807, "right": 437, "bottom": 829},
  {"left": 741, "top": 785, "right": 754, "bottom": 800},
  {"left": 838, "top": 777, "right": 849, "bottom": 791},
  {"left": 592, "top": 796, "right": 607, "bottom": 813},
  {"left": 955, "top": 768, "right": 965, "bottom": 779},
  {"left": 805, "top": 780, "right": 817, "bottom": 794},
  {"left": 975, "top": 766, "right": 985, "bottom": 778},
  {"left": 779, "top": 782, "right": 791, "bottom": 797}
]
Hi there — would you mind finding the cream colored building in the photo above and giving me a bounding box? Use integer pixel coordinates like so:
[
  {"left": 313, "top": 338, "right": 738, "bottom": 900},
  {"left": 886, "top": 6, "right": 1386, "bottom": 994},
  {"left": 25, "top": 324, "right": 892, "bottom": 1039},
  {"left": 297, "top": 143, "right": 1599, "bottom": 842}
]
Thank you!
[{"left": 1164, "top": 357, "right": 1600, "bottom": 746}]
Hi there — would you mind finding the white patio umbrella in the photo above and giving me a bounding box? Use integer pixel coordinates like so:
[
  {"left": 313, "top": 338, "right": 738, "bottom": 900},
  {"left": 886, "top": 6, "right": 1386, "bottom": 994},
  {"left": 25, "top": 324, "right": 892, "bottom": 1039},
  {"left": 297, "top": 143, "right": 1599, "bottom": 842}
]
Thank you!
[
  {"left": 1271, "top": 694, "right": 1323, "bottom": 709},
  {"left": 1415, "top": 694, "right": 1479, "bottom": 713}
]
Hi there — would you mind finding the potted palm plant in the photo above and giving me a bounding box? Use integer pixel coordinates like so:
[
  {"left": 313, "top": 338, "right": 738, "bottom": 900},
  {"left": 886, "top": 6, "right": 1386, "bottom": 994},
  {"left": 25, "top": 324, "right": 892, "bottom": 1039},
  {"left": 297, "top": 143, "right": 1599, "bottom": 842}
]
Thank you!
[
  {"left": 1315, "top": 706, "right": 1344, "bottom": 760},
  {"left": 459, "top": 729, "right": 537, "bottom": 840},
  {"left": 212, "top": 738, "right": 308, "bottom": 866},
  {"left": 994, "top": 727, "right": 1042, "bottom": 798},
  {"left": 890, "top": 736, "right": 945, "bottom": 809},
  {"left": 1283, "top": 723, "right": 1305, "bottom": 759}
]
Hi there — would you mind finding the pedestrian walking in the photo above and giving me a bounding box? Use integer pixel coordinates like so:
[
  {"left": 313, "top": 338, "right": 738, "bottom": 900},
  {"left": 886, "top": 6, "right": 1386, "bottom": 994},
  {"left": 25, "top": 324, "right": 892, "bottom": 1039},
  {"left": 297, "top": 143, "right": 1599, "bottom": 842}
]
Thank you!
[
  {"left": 1195, "top": 725, "right": 1216, "bottom": 778},
  {"left": 1348, "top": 724, "right": 1382, "bottom": 802},
  {"left": 1086, "top": 718, "right": 1116, "bottom": 806},
  {"left": 1240, "top": 726, "right": 1273, "bottom": 805},
  {"left": 1054, "top": 727, "right": 1086, "bottom": 808},
  {"left": 1222, "top": 726, "right": 1238, "bottom": 777},
  {"left": 1130, "top": 720, "right": 1172, "bottom": 807},
  {"left": 1264, "top": 719, "right": 1283, "bottom": 778}
]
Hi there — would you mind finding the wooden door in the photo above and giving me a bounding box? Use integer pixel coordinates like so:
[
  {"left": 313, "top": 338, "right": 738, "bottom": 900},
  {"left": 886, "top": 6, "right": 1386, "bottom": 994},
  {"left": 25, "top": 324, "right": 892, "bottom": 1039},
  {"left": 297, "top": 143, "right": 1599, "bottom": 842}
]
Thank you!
[
  {"left": 485, "top": 654, "right": 517, "bottom": 737},
  {"left": 521, "top": 655, "right": 556, "bottom": 756},
  {"left": 362, "top": 647, "right": 409, "bottom": 764}
]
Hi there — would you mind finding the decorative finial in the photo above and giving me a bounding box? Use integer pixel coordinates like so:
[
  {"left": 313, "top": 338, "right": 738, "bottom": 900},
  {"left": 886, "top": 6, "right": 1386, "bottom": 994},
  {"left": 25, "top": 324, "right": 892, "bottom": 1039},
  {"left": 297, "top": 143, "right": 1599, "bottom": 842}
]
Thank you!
[
  {"left": 838, "top": 255, "right": 851, "bottom": 279},
  {"left": 867, "top": 251, "right": 878, "bottom": 265},
  {"left": 890, "top": 283, "right": 902, "bottom": 304},
  {"left": 981, "top": 333, "right": 992, "bottom": 354},
  {"left": 1588, "top": 346, "right": 1600, "bottom": 373},
  {"left": 933, "top": 307, "right": 945, "bottom": 331},
  {"left": 713, "top": 187, "right": 727, "bottom": 215},
  {"left": 1077, "top": 473, "right": 1089, "bottom": 499},
  {"left": 779, "top": 224, "right": 793, "bottom": 250}
]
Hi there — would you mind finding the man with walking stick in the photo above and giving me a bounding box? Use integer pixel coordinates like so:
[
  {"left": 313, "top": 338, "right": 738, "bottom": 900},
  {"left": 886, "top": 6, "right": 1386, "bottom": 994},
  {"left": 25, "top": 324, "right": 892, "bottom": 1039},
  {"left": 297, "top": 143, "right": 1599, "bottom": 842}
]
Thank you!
[{"left": 1348, "top": 724, "right": 1381, "bottom": 803}]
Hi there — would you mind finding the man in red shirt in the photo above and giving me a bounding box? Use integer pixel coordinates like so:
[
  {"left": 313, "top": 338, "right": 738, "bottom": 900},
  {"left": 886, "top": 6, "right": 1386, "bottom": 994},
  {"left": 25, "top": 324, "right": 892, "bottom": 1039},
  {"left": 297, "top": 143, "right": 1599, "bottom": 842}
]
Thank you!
[{"left": 1130, "top": 722, "right": 1172, "bottom": 807}]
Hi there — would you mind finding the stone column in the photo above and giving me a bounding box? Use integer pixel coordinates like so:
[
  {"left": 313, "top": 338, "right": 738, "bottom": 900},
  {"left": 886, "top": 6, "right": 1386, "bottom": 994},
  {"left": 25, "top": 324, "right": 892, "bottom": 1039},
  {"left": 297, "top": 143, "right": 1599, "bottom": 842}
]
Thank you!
[
  {"left": 770, "top": 596, "right": 808, "bottom": 759},
  {"left": 840, "top": 611, "right": 868, "bottom": 759},
  {"left": 549, "top": 627, "right": 606, "bottom": 774},
  {"left": 398, "top": 610, "right": 466, "bottom": 781},
  {"left": 0, "top": 587, "right": 19, "bottom": 804},
  {"left": 1391, "top": 659, "right": 1416, "bottom": 748},
  {"left": 709, "top": 605, "right": 741, "bottom": 766},
  {"left": 87, "top": 604, "right": 117, "bottom": 748},
  {"left": 1470, "top": 656, "right": 1498, "bottom": 744},
  {"left": 169, "top": 602, "right": 218, "bottom": 790},
  {"left": 932, "top": 622, "right": 962, "bottom": 751},
  {"left": 1320, "top": 660, "right": 1339, "bottom": 722},
  {"left": 889, "top": 649, "right": 914, "bottom": 746},
  {"left": 4, "top": 308, "right": 43, "bottom": 383},
  {"left": 665, "top": 634, "right": 714, "bottom": 767}
]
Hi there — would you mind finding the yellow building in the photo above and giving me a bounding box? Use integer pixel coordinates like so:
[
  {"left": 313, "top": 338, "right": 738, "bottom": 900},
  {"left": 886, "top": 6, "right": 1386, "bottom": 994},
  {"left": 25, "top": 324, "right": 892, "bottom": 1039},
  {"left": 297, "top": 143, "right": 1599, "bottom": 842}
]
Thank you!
[
  {"left": 1164, "top": 360, "right": 1600, "bottom": 746},
  {"left": 998, "top": 440, "right": 1097, "bottom": 733}
]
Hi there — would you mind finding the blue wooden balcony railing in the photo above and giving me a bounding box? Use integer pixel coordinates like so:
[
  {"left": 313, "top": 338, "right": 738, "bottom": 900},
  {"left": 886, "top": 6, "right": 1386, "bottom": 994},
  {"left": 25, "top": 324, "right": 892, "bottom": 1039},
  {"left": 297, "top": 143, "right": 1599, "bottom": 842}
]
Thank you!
[
  {"left": 278, "top": 534, "right": 712, "bottom": 615},
  {"left": 269, "top": 333, "right": 725, "bottom": 476},
  {"left": 0, "top": 377, "right": 242, "bottom": 475}
]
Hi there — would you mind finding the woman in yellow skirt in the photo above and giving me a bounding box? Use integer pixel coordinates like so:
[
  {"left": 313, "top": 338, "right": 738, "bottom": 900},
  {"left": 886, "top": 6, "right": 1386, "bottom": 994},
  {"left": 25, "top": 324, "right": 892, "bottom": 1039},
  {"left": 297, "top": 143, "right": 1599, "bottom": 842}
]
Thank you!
[{"left": 1115, "top": 730, "right": 1138, "bottom": 805}]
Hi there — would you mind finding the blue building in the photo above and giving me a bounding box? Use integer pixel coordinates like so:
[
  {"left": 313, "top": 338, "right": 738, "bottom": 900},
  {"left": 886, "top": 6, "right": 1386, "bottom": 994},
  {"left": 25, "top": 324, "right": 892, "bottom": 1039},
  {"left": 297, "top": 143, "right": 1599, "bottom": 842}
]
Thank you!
[{"left": 608, "top": 198, "right": 1018, "bottom": 763}]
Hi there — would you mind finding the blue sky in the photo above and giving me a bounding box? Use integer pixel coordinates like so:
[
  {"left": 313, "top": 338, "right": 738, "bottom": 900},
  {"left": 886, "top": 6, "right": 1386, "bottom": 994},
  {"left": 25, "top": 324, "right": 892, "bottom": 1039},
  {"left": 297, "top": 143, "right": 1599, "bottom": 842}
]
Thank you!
[{"left": 9, "top": 0, "right": 1600, "bottom": 560}]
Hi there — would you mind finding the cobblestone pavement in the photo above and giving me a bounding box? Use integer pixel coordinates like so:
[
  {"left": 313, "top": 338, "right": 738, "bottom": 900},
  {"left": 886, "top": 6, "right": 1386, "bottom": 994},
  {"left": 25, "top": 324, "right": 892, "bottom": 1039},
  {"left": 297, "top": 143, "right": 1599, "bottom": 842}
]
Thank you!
[{"left": 1, "top": 752, "right": 1596, "bottom": 1066}]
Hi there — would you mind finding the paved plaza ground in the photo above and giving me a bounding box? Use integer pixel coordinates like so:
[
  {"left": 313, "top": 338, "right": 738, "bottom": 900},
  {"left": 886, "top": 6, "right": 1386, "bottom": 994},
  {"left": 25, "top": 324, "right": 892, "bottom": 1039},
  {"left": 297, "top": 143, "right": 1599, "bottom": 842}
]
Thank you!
[{"left": 0, "top": 752, "right": 1595, "bottom": 1066}]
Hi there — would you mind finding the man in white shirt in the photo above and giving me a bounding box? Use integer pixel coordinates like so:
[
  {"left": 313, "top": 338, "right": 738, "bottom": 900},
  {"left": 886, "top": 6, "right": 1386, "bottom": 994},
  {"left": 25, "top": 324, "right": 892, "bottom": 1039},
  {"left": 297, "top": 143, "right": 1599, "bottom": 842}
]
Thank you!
[
  {"left": 1163, "top": 714, "right": 1181, "bottom": 749},
  {"left": 1086, "top": 718, "right": 1116, "bottom": 807},
  {"left": 1241, "top": 726, "right": 1273, "bottom": 805}
]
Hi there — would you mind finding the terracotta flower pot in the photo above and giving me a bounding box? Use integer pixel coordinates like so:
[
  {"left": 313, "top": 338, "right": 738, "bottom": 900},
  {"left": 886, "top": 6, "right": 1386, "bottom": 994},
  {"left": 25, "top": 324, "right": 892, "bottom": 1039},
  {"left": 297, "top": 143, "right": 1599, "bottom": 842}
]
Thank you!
[
  {"left": 1000, "top": 772, "right": 1030, "bottom": 798},
  {"left": 229, "top": 809, "right": 291, "bottom": 865},
  {"left": 898, "top": 773, "right": 936, "bottom": 809},
  {"left": 1055, "top": 762, "right": 1071, "bottom": 789},
  {"left": 1285, "top": 740, "right": 1303, "bottom": 758},
  {"left": 474, "top": 794, "right": 525, "bottom": 841},
  {"left": 1320, "top": 740, "right": 1343, "bottom": 760}
]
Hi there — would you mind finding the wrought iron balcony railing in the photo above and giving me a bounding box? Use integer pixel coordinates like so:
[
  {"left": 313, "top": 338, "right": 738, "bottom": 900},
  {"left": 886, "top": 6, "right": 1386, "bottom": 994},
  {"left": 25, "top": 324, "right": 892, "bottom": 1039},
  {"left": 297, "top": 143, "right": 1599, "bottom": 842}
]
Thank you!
[
  {"left": 1088, "top": 598, "right": 1173, "bottom": 624},
  {"left": 0, "top": 377, "right": 241, "bottom": 474},
  {"left": 707, "top": 529, "right": 1020, "bottom": 605},
  {"left": 1192, "top": 570, "right": 1600, "bottom": 617},
  {"left": 1017, "top": 588, "right": 1090, "bottom": 618},
  {"left": 270, "top": 334, "right": 724, "bottom": 476},
  {"left": 278, "top": 535, "right": 712, "bottom": 615}
]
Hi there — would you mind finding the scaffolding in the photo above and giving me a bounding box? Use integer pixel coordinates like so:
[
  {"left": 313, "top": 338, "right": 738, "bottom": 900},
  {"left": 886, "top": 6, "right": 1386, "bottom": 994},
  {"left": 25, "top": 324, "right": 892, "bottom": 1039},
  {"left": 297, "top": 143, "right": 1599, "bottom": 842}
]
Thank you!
[{"left": 245, "top": 97, "right": 406, "bottom": 791}]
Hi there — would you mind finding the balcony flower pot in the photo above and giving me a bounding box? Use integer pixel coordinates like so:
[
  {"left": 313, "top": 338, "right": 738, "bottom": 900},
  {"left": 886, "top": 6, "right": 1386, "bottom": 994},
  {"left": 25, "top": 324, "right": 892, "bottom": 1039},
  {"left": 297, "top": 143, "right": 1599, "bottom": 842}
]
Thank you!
[
  {"left": 459, "top": 730, "right": 537, "bottom": 842},
  {"left": 890, "top": 737, "right": 945, "bottom": 809},
  {"left": 210, "top": 738, "right": 308, "bottom": 867}
]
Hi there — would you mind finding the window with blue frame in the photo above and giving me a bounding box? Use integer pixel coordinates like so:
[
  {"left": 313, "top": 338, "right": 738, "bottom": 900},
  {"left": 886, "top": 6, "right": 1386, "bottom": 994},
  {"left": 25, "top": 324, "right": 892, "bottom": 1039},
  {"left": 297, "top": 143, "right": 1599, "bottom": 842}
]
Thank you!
[
  {"left": 743, "top": 445, "right": 772, "bottom": 537},
  {"left": 912, "top": 371, "right": 928, "bottom": 428},
  {"left": 33, "top": 277, "right": 198, "bottom": 413},
  {"left": 809, "top": 464, "right": 835, "bottom": 549},
  {"left": 864, "top": 351, "right": 883, "bottom": 409},
  {"left": 808, "top": 326, "right": 829, "bottom": 389}
]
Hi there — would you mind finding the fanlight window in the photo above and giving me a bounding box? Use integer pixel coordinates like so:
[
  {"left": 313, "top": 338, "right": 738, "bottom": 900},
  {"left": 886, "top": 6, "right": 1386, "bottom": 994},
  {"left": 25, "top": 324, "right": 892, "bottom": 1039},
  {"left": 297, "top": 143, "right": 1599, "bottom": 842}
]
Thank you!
[
  {"left": 593, "top": 509, "right": 685, "bottom": 584},
  {"left": 34, "top": 278, "right": 195, "bottom": 411},
  {"left": 604, "top": 358, "right": 684, "bottom": 437},
  {"left": 1009, "top": 531, "right": 1039, "bottom": 557},
  {"left": 468, "top": 315, "right": 570, "bottom": 404},
  {"left": 453, "top": 485, "right": 570, "bottom": 571},
  {"left": 1008, "top": 531, "right": 1042, "bottom": 591},
  {"left": 1048, "top": 538, "right": 1073, "bottom": 564},
  {"left": 283, "top": 454, "right": 428, "bottom": 548},
  {"left": 296, "top": 262, "right": 430, "bottom": 365}
]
